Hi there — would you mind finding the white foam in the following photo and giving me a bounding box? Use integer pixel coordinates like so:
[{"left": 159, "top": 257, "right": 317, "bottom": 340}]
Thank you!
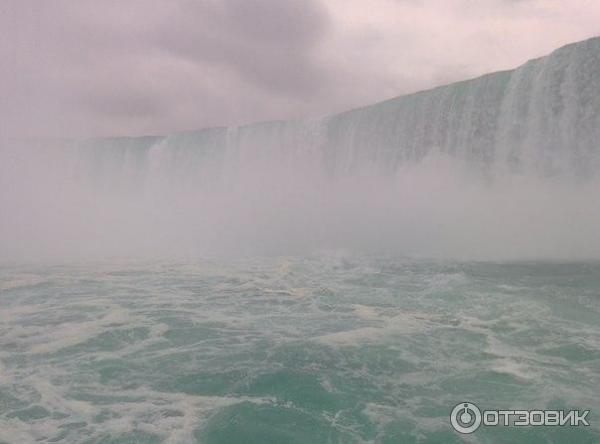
[
  {"left": 0, "top": 274, "right": 47, "bottom": 292},
  {"left": 352, "top": 304, "right": 380, "bottom": 320},
  {"left": 316, "top": 310, "right": 436, "bottom": 346},
  {"left": 28, "top": 306, "right": 134, "bottom": 354},
  {"left": 490, "top": 358, "right": 534, "bottom": 381},
  {"left": 317, "top": 327, "right": 385, "bottom": 346}
]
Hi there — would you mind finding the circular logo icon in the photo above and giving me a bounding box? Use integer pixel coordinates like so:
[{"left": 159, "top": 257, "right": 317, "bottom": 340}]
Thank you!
[{"left": 450, "top": 402, "right": 482, "bottom": 434}]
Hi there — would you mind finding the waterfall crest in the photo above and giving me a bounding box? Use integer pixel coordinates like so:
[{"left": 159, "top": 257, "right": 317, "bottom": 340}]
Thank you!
[
  {"left": 3, "top": 37, "right": 600, "bottom": 261},
  {"left": 78, "top": 36, "right": 600, "bottom": 180}
]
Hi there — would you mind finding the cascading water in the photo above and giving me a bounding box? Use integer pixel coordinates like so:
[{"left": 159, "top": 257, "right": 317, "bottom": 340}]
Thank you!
[
  {"left": 2, "top": 37, "right": 600, "bottom": 444},
  {"left": 78, "top": 36, "right": 600, "bottom": 180},
  {"left": 2, "top": 36, "right": 600, "bottom": 261}
]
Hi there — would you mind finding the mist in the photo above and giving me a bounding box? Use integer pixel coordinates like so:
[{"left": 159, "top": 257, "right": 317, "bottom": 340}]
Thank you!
[
  {"left": 3, "top": 30, "right": 600, "bottom": 264},
  {"left": 2, "top": 135, "right": 600, "bottom": 264}
]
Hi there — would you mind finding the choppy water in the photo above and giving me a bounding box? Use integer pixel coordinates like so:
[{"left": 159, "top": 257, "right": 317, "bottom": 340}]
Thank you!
[{"left": 1, "top": 256, "right": 599, "bottom": 443}]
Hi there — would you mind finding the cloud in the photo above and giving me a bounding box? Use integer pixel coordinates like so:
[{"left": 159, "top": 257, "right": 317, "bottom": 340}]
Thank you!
[
  {"left": 154, "top": 0, "right": 331, "bottom": 95},
  {"left": 1, "top": 0, "right": 599, "bottom": 138}
]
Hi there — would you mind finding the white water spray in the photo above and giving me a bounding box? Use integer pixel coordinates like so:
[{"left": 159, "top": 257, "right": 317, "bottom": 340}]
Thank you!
[{"left": 2, "top": 37, "right": 600, "bottom": 262}]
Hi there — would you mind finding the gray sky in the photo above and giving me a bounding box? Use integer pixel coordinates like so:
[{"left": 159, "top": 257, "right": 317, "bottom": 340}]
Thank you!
[{"left": 2, "top": 0, "right": 600, "bottom": 138}]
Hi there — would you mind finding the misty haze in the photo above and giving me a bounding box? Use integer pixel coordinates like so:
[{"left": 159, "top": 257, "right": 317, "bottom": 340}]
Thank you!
[{"left": 1, "top": 1, "right": 600, "bottom": 443}]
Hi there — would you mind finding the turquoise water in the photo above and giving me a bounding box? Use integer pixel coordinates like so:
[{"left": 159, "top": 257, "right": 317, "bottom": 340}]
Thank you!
[{"left": 1, "top": 256, "right": 599, "bottom": 443}]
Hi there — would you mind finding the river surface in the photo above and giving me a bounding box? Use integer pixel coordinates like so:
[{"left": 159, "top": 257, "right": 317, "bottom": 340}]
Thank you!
[{"left": 1, "top": 256, "right": 599, "bottom": 443}]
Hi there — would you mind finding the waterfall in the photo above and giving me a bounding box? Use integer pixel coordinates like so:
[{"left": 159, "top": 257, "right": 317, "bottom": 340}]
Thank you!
[
  {"left": 2, "top": 36, "right": 600, "bottom": 261},
  {"left": 77, "top": 36, "right": 600, "bottom": 181}
]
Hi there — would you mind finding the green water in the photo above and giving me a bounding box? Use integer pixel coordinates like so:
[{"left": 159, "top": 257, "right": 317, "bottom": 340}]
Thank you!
[{"left": 0, "top": 256, "right": 599, "bottom": 443}]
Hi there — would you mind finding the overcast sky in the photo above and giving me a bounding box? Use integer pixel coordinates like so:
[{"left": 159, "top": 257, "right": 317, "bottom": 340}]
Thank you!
[{"left": 2, "top": 0, "right": 600, "bottom": 138}]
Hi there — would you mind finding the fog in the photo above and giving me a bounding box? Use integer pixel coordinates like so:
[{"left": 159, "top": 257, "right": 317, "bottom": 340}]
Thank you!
[
  {"left": 2, "top": 2, "right": 600, "bottom": 264},
  {"left": 2, "top": 136, "right": 600, "bottom": 264},
  {"left": 3, "top": 32, "right": 600, "bottom": 264}
]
